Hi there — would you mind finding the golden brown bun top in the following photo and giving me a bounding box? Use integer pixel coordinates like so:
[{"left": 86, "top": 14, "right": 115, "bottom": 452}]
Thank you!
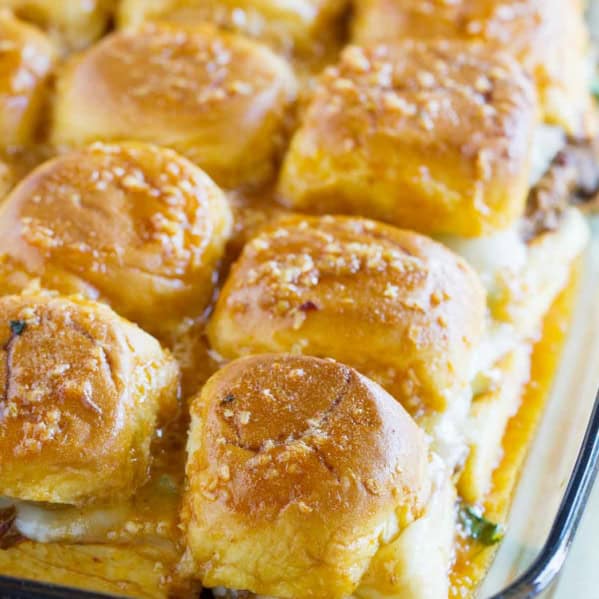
[
  {"left": 187, "top": 353, "right": 429, "bottom": 523},
  {"left": 306, "top": 39, "right": 536, "bottom": 151},
  {"left": 352, "top": 0, "right": 584, "bottom": 42},
  {"left": 0, "top": 10, "right": 54, "bottom": 93},
  {"left": 208, "top": 214, "right": 486, "bottom": 415},
  {"left": 116, "top": 0, "right": 348, "bottom": 53},
  {"left": 277, "top": 40, "right": 537, "bottom": 236},
  {"left": 0, "top": 142, "right": 232, "bottom": 338},
  {"left": 1, "top": 0, "right": 113, "bottom": 51},
  {"left": 0, "top": 291, "right": 179, "bottom": 504},
  {"left": 0, "top": 10, "right": 55, "bottom": 148},
  {"left": 58, "top": 20, "right": 288, "bottom": 117},
  {"left": 352, "top": 0, "right": 592, "bottom": 136},
  {"left": 51, "top": 21, "right": 297, "bottom": 188}
]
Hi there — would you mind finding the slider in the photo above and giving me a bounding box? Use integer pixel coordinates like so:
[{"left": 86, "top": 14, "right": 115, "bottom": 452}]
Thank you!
[
  {"left": 0, "top": 10, "right": 54, "bottom": 149},
  {"left": 180, "top": 353, "right": 455, "bottom": 599},
  {"left": 277, "top": 40, "right": 538, "bottom": 237},
  {"left": 0, "top": 0, "right": 114, "bottom": 51},
  {"left": 0, "top": 291, "right": 179, "bottom": 545},
  {"left": 51, "top": 21, "right": 298, "bottom": 189},
  {"left": 0, "top": 142, "right": 232, "bottom": 339},
  {"left": 351, "top": 0, "right": 594, "bottom": 136},
  {"left": 117, "top": 0, "right": 349, "bottom": 56}
]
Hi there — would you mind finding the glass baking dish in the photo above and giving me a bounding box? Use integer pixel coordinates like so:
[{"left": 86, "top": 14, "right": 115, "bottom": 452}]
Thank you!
[{"left": 1, "top": 220, "right": 599, "bottom": 599}]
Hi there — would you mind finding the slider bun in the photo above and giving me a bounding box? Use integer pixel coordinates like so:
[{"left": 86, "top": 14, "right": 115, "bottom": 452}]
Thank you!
[
  {"left": 207, "top": 215, "right": 485, "bottom": 417},
  {"left": 351, "top": 0, "right": 593, "bottom": 137},
  {"left": 0, "top": 292, "right": 179, "bottom": 505},
  {"left": 51, "top": 21, "right": 297, "bottom": 189},
  {"left": 0, "top": 10, "right": 55, "bottom": 148},
  {"left": 181, "top": 353, "right": 429, "bottom": 599},
  {"left": 116, "top": 0, "right": 348, "bottom": 54},
  {"left": 0, "top": 0, "right": 113, "bottom": 51},
  {"left": 277, "top": 41, "right": 538, "bottom": 237},
  {"left": 0, "top": 142, "right": 232, "bottom": 339}
]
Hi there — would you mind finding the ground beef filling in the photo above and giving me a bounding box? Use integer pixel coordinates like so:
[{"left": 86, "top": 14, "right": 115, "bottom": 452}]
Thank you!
[
  {"left": 523, "top": 138, "right": 599, "bottom": 241},
  {"left": 0, "top": 506, "right": 23, "bottom": 550}
]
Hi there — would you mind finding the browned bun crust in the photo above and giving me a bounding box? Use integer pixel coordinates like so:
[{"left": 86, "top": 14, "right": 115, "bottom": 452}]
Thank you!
[
  {"left": 116, "top": 0, "right": 348, "bottom": 55},
  {"left": 182, "top": 353, "right": 429, "bottom": 598},
  {"left": 207, "top": 214, "right": 485, "bottom": 418},
  {"left": 0, "top": 10, "right": 55, "bottom": 149},
  {"left": 51, "top": 21, "right": 297, "bottom": 189},
  {"left": 277, "top": 40, "right": 538, "bottom": 236},
  {"left": 351, "top": 0, "right": 594, "bottom": 137},
  {"left": 0, "top": 142, "right": 232, "bottom": 339},
  {"left": 277, "top": 40, "right": 538, "bottom": 237},
  {"left": 1, "top": 0, "right": 114, "bottom": 51},
  {"left": 0, "top": 291, "right": 179, "bottom": 505}
]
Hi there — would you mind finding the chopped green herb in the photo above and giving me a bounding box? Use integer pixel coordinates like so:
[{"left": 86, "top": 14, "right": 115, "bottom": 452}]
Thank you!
[
  {"left": 591, "top": 76, "right": 599, "bottom": 99},
  {"left": 222, "top": 394, "right": 235, "bottom": 404},
  {"left": 459, "top": 505, "right": 505, "bottom": 546},
  {"left": 9, "top": 320, "right": 26, "bottom": 336},
  {"left": 158, "top": 474, "right": 178, "bottom": 495}
]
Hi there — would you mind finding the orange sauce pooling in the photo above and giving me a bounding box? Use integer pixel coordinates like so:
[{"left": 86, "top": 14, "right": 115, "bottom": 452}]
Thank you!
[{"left": 450, "top": 264, "right": 581, "bottom": 598}]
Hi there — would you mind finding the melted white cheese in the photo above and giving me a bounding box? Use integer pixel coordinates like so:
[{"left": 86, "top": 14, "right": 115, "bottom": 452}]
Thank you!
[
  {"left": 439, "top": 224, "right": 528, "bottom": 295},
  {"left": 353, "top": 456, "right": 455, "bottom": 599},
  {"left": 529, "top": 124, "right": 566, "bottom": 186},
  {"left": 459, "top": 343, "right": 532, "bottom": 503},
  {"left": 0, "top": 497, "right": 172, "bottom": 547},
  {"left": 13, "top": 502, "right": 128, "bottom": 543},
  {"left": 422, "top": 386, "right": 472, "bottom": 472},
  {"left": 440, "top": 207, "right": 588, "bottom": 497},
  {"left": 442, "top": 209, "right": 588, "bottom": 353}
]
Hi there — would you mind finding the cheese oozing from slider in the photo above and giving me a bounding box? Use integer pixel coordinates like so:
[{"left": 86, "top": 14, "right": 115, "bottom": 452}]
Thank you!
[
  {"left": 207, "top": 215, "right": 486, "bottom": 468},
  {"left": 442, "top": 208, "right": 589, "bottom": 347},
  {"left": 351, "top": 0, "right": 595, "bottom": 137},
  {"left": 0, "top": 0, "right": 114, "bottom": 51},
  {"left": 459, "top": 343, "right": 531, "bottom": 503},
  {"left": 0, "top": 10, "right": 55, "bottom": 149},
  {"left": 180, "top": 354, "right": 454, "bottom": 599},
  {"left": 277, "top": 40, "right": 538, "bottom": 238},
  {"left": 51, "top": 21, "right": 298, "bottom": 189},
  {"left": 116, "top": 0, "right": 348, "bottom": 55},
  {"left": 0, "top": 292, "right": 179, "bottom": 522},
  {"left": 0, "top": 142, "right": 232, "bottom": 340}
]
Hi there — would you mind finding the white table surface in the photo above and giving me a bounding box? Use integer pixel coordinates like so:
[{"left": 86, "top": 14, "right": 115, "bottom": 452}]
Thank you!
[{"left": 548, "top": 479, "right": 599, "bottom": 598}]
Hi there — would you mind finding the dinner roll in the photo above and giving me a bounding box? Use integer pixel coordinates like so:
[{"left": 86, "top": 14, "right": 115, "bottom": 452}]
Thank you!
[
  {"left": 0, "top": 0, "right": 114, "bottom": 51},
  {"left": 0, "top": 292, "right": 179, "bottom": 506},
  {"left": 277, "top": 41, "right": 538, "bottom": 237},
  {"left": 51, "top": 22, "right": 297, "bottom": 189},
  {"left": 208, "top": 215, "right": 485, "bottom": 420},
  {"left": 181, "top": 353, "right": 431, "bottom": 599},
  {"left": 0, "top": 10, "right": 54, "bottom": 149},
  {"left": 0, "top": 142, "right": 232, "bottom": 339},
  {"left": 117, "top": 0, "right": 347, "bottom": 55},
  {"left": 351, "top": 0, "right": 593, "bottom": 137}
]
